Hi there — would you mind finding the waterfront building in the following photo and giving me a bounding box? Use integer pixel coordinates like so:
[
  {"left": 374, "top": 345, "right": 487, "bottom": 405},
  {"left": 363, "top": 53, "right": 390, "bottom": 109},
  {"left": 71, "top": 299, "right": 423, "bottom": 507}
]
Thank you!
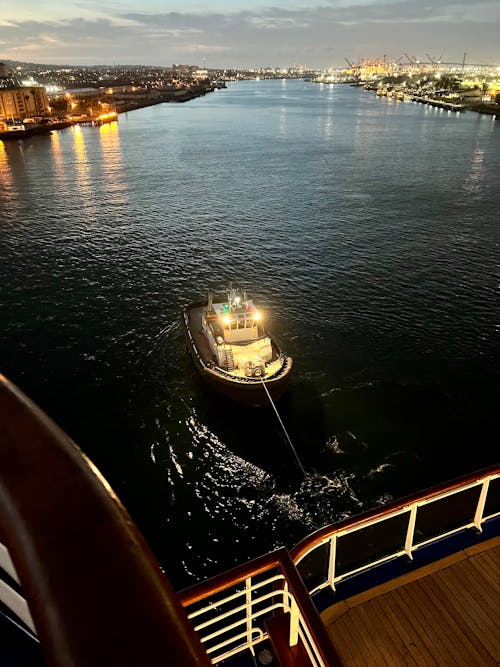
[
  {"left": 0, "top": 85, "right": 50, "bottom": 120},
  {"left": 54, "top": 87, "right": 101, "bottom": 97},
  {"left": 194, "top": 69, "right": 209, "bottom": 79},
  {"left": 172, "top": 64, "right": 195, "bottom": 73}
]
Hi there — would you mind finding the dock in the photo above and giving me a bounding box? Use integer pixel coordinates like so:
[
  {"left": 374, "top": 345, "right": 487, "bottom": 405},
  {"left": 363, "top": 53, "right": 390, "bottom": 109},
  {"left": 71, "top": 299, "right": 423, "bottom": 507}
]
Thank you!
[
  {"left": 411, "top": 96, "right": 466, "bottom": 112},
  {"left": 0, "top": 112, "right": 118, "bottom": 141}
]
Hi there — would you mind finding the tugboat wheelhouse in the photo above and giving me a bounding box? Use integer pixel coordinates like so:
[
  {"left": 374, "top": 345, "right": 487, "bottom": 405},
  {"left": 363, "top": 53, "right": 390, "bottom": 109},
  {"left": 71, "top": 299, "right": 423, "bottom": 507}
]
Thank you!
[{"left": 184, "top": 288, "right": 293, "bottom": 405}]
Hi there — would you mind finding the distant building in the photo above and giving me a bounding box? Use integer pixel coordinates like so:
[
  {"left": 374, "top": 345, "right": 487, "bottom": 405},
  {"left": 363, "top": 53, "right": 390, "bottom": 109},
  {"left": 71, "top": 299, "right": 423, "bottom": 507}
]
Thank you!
[
  {"left": 53, "top": 87, "right": 101, "bottom": 98},
  {"left": 172, "top": 64, "right": 195, "bottom": 74},
  {"left": 0, "top": 62, "right": 9, "bottom": 79},
  {"left": 0, "top": 86, "right": 51, "bottom": 120}
]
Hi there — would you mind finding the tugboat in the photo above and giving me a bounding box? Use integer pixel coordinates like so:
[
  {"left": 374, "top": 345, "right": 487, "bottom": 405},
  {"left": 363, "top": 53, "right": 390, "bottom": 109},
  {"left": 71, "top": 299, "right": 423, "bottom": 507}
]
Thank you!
[{"left": 183, "top": 288, "right": 292, "bottom": 406}]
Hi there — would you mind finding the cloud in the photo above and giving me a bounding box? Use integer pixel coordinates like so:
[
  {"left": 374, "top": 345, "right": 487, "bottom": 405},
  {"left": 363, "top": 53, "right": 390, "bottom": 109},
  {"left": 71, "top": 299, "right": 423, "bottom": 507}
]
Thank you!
[{"left": 0, "top": 1, "right": 498, "bottom": 66}]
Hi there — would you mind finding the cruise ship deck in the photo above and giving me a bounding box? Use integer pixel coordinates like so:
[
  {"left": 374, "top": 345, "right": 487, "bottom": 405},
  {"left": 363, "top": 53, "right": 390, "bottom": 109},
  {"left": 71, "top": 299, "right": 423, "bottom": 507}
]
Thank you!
[
  {"left": 322, "top": 536, "right": 499, "bottom": 666},
  {"left": 1, "top": 375, "right": 498, "bottom": 667}
]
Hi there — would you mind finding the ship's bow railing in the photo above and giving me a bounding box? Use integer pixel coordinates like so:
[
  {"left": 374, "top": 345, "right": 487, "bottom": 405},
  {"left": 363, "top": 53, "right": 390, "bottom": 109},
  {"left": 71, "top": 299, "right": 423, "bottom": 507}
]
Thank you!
[
  {"left": 0, "top": 375, "right": 213, "bottom": 667},
  {"left": 179, "top": 547, "right": 342, "bottom": 666},
  {"left": 291, "top": 466, "right": 499, "bottom": 596},
  {"left": 1, "top": 373, "right": 497, "bottom": 666}
]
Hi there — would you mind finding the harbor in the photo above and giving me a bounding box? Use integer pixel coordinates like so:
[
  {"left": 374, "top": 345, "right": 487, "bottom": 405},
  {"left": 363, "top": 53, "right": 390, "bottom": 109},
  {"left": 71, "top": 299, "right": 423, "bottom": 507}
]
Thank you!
[
  {"left": 0, "top": 61, "right": 221, "bottom": 141},
  {"left": 310, "top": 56, "right": 500, "bottom": 119},
  {"left": 0, "top": 113, "right": 118, "bottom": 140},
  {"left": 1, "top": 80, "right": 498, "bottom": 590},
  {"left": 1, "top": 0, "right": 499, "bottom": 655}
]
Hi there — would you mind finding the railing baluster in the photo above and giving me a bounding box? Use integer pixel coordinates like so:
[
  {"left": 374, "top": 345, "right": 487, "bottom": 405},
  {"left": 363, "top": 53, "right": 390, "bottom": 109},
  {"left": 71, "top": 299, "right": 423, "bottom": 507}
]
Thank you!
[
  {"left": 245, "top": 576, "right": 253, "bottom": 655},
  {"left": 404, "top": 505, "right": 418, "bottom": 560},
  {"left": 327, "top": 535, "right": 337, "bottom": 591},
  {"left": 289, "top": 595, "right": 300, "bottom": 647},
  {"left": 474, "top": 478, "right": 490, "bottom": 531},
  {"left": 179, "top": 466, "right": 499, "bottom": 665}
]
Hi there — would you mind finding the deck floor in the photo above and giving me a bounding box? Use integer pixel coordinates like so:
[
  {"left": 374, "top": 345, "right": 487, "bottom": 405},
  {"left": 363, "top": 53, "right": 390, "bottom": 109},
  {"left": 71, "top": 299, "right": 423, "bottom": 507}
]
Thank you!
[{"left": 321, "top": 536, "right": 500, "bottom": 666}]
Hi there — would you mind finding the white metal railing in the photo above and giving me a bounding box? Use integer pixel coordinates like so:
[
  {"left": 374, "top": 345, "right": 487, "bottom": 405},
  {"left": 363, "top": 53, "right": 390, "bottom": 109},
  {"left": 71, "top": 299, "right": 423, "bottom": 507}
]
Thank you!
[
  {"left": 295, "top": 470, "right": 499, "bottom": 595},
  {"left": 185, "top": 572, "right": 326, "bottom": 666},
  {"left": 0, "top": 542, "right": 37, "bottom": 635},
  {"left": 1, "top": 468, "right": 497, "bottom": 663}
]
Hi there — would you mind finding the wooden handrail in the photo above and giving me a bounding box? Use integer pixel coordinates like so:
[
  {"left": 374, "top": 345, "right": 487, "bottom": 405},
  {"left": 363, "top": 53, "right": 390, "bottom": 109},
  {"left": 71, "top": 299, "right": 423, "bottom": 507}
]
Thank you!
[
  {"left": 278, "top": 549, "right": 343, "bottom": 667},
  {"left": 180, "top": 547, "right": 343, "bottom": 666},
  {"left": 179, "top": 549, "right": 283, "bottom": 606},
  {"left": 0, "top": 375, "right": 212, "bottom": 667},
  {"left": 291, "top": 464, "right": 499, "bottom": 563}
]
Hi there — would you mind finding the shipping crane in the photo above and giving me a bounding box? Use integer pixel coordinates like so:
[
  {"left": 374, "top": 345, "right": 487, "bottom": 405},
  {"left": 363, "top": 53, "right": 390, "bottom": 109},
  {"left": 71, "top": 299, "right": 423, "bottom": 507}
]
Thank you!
[{"left": 404, "top": 53, "right": 418, "bottom": 65}]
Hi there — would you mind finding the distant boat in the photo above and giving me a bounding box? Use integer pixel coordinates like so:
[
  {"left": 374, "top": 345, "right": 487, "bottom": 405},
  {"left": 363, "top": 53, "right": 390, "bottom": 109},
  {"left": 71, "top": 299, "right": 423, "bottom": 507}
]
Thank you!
[{"left": 183, "top": 288, "right": 292, "bottom": 406}]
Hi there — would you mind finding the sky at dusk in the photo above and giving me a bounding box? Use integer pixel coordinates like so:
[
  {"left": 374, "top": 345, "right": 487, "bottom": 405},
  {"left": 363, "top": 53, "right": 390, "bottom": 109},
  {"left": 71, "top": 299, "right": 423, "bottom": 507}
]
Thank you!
[{"left": 1, "top": 0, "right": 499, "bottom": 68}]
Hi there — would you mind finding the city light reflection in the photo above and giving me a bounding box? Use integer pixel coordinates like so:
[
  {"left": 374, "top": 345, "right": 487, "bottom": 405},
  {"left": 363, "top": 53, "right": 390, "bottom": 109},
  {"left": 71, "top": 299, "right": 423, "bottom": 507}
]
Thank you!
[
  {"left": 72, "top": 124, "right": 89, "bottom": 184},
  {"left": 0, "top": 141, "right": 13, "bottom": 186},
  {"left": 464, "top": 146, "right": 485, "bottom": 195},
  {"left": 0, "top": 141, "right": 15, "bottom": 206},
  {"left": 98, "top": 120, "right": 129, "bottom": 204},
  {"left": 71, "top": 124, "right": 98, "bottom": 214},
  {"left": 50, "top": 131, "right": 65, "bottom": 183}
]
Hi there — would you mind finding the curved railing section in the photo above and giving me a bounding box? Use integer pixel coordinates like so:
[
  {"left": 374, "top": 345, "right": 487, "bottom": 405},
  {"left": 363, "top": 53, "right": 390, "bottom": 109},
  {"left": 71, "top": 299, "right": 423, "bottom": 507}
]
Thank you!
[
  {"left": 1, "top": 372, "right": 497, "bottom": 666},
  {"left": 0, "top": 542, "right": 35, "bottom": 635},
  {"left": 291, "top": 465, "right": 500, "bottom": 595},
  {"left": 179, "top": 547, "right": 342, "bottom": 667},
  {"left": 0, "top": 375, "right": 212, "bottom": 667}
]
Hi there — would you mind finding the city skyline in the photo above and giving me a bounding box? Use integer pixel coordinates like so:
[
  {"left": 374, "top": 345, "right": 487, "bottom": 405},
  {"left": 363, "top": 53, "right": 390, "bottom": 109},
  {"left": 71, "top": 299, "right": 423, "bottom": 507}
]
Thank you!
[{"left": 1, "top": 0, "right": 499, "bottom": 68}]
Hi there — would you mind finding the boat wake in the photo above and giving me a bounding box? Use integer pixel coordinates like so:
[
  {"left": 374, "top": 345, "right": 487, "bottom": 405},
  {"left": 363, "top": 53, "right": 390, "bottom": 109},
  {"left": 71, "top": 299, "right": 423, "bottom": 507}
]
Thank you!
[
  {"left": 367, "top": 462, "right": 395, "bottom": 478},
  {"left": 185, "top": 409, "right": 274, "bottom": 492},
  {"left": 134, "top": 319, "right": 181, "bottom": 365},
  {"left": 289, "top": 470, "right": 363, "bottom": 529},
  {"left": 152, "top": 397, "right": 374, "bottom": 582},
  {"left": 174, "top": 410, "right": 365, "bottom": 566}
]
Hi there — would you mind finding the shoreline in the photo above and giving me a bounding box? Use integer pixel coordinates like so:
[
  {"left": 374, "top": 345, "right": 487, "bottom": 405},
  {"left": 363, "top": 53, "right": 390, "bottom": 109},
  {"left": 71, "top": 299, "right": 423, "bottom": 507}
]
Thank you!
[
  {"left": 0, "top": 82, "right": 219, "bottom": 142},
  {"left": 309, "top": 80, "right": 499, "bottom": 119}
]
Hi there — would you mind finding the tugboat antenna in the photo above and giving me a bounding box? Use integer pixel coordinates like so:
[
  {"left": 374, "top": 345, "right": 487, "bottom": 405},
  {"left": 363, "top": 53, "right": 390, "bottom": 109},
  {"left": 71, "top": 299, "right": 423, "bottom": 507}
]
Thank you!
[{"left": 260, "top": 380, "right": 306, "bottom": 477}]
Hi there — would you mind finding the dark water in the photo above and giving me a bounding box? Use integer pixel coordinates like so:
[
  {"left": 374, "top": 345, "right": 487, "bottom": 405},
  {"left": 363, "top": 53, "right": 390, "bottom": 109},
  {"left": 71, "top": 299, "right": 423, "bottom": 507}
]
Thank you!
[{"left": 1, "top": 80, "right": 499, "bottom": 588}]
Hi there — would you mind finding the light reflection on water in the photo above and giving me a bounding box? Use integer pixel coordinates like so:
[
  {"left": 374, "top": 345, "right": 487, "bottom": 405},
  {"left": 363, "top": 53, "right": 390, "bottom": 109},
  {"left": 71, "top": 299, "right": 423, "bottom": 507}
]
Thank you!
[
  {"left": 0, "top": 81, "right": 499, "bottom": 587},
  {"left": 50, "top": 131, "right": 65, "bottom": 183},
  {"left": 98, "top": 121, "right": 129, "bottom": 205},
  {"left": 464, "top": 146, "right": 485, "bottom": 195},
  {"left": 72, "top": 125, "right": 91, "bottom": 194},
  {"left": 0, "top": 140, "right": 13, "bottom": 190}
]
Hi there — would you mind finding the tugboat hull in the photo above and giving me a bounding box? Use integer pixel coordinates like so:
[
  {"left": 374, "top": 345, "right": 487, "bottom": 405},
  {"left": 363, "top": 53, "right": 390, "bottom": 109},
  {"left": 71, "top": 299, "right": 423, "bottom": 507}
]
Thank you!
[{"left": 183, "top": 301, "right": 292, "bottom": 407}]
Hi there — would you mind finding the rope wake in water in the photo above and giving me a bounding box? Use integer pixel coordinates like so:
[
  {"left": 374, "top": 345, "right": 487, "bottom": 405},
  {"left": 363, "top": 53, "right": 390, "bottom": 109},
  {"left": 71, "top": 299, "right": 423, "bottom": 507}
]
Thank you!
[{"left": 260, "top": 379, "right": 306, "bottom": 477}]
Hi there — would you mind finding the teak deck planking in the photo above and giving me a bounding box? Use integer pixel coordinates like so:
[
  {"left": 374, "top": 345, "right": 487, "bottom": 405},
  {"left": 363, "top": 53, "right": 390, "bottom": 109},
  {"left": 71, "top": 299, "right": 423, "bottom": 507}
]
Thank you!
[{"left": 322, "top": 536, "right": 499, "bottom": 666}]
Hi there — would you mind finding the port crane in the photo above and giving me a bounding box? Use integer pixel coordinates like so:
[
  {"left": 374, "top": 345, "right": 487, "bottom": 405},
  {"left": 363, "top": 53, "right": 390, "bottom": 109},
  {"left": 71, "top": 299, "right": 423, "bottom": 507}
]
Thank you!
[
  {"left": 425, "top": 53, "right": 444, "bottom": 65},
  {"left": 404, "top": 53, "right": 419, "bottom": 65}
]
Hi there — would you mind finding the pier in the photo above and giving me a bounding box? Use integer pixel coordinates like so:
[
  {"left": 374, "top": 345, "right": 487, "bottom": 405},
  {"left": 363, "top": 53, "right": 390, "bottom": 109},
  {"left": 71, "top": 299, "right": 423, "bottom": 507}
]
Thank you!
[
  {"left": 0, "top": 111, "right": 118, "bottom": 141},
  {"left": 411, "top": 96, "right": 466, "bottom": 111},
  {"left": 0, "top": 120, "right": 74, "bottom": 141},
  {"left": 71, "top": 111, "right": 118, "bottom": 126}
]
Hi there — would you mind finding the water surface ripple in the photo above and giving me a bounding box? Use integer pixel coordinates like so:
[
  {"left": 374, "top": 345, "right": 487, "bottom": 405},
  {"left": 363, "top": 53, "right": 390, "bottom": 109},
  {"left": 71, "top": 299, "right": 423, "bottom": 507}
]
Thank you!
[{"left": 1, "top": 81, "right": 499, "bottom": 586}]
